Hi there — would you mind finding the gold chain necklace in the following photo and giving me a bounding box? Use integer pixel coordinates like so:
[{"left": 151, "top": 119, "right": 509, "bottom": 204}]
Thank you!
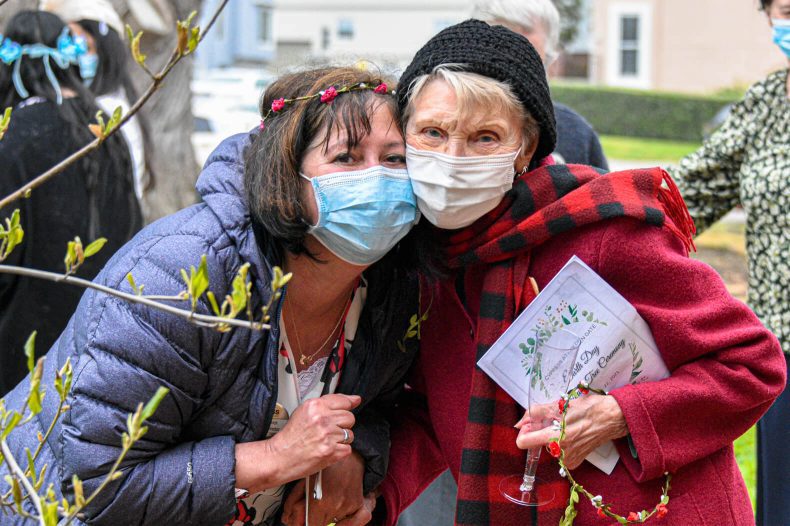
[{"left": 286, "top": 293, "right": 349, "bottom": 366}]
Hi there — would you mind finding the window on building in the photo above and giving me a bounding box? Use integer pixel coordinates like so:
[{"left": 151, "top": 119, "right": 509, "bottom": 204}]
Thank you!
[
  {"left": 619, "top": 16, "right": 639, "bottom": 76},
  {"left": 256, "top": 5, "right": 273, "bottom": 44},
  {"left": 338, "top": 19, "right": 354, "bottom": 39}
]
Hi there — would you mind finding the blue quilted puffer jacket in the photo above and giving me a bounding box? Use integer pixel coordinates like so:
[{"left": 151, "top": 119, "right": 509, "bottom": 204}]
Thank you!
[{"left": 1, "top": 133, "right": 419, "bottom": 525}]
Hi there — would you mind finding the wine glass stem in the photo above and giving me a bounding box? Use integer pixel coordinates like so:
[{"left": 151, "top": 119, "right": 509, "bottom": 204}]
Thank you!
[{"left": 520, "top": 447, "right": 542, "bottom": 492}]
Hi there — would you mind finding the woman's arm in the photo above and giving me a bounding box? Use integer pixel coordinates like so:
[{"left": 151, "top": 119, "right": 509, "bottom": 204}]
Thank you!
[
  {"left": 60, "top": 278, "right": 235, "bottom": 525},
  {"left": 598, "top": 219, "right": 785, "bottom": 481},
  {"left": 667, "top": 94, "right": 756, "bottom": 233}
]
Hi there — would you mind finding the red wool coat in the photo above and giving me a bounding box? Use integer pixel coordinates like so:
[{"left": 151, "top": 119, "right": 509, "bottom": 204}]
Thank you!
[{"left": 380, "top": 217, "right": 785, "bottom": 525}]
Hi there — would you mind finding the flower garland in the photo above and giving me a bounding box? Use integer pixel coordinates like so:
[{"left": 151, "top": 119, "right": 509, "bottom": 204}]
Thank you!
[
  {"left": 548, "top": 383, "right": 672, "bottom": 525},
  {"left": 259, "top": 81, "right": 394, "bottom": 130}
]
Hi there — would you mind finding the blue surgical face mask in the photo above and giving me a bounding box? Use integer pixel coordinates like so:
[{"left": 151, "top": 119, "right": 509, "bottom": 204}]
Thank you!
[
  {"left": 78, "top": 53, "right": 99, "bottom": 86},
  {"left": 301, "top": 165, "right": 418, "bottom": 266},
  {"left": 772, "top": 19, "right": 790, "bottom": 59}
]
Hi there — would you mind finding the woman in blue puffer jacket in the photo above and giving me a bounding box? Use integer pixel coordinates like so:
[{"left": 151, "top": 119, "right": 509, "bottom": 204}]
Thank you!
[{"left": 2, "top": 66, "right": 423, "bottom": 526}]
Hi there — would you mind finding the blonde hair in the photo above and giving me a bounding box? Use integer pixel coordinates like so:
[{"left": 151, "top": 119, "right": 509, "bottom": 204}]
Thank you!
[{"left": 402, "top": 65, "right": 539, "bottom": 148}]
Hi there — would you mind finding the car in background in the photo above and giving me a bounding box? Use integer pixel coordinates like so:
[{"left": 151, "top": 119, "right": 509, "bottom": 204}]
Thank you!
[{"left": 191, "top": 67, "right": 275, "bottom": 164}]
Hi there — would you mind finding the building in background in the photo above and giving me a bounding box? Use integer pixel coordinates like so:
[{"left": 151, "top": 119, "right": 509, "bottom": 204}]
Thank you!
[
  {"left": 590, "top": 0, "right": 786, "bottom": 93},
  {"left": 197, "top": 0, "right": 275, "bottom": 69},
  {"left": 272, "top": 0, "right": 468, "bottom": 70},
  {"left": 197, "top": 0, "right": 472, "bottom": 72},
  {"left": 554, "top": 0, "right": 595, "bottom": 79},
  {"left": 196, "top": 0, "right": 786, "bottom": 99},
  {"left": 196, "top": 0, "right": 606, "bottom": 79}
]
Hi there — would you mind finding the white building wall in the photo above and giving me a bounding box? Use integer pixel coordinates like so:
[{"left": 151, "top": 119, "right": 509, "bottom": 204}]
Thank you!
[{"left": 273, "top": 0, "right": 472, "bottom": 69}]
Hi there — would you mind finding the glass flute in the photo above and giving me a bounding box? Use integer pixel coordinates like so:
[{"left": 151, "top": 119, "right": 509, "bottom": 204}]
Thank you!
[{"left": 500, "top": 327, "right": 581, "bottom": 506}]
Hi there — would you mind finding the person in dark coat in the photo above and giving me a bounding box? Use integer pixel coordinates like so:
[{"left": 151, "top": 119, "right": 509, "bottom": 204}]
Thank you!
[
  {"left": 0, "top": 10, "right": 142, "bottom": 395},
  {"left": 1, "top": 66, "right": 422, "bottom": 526}
]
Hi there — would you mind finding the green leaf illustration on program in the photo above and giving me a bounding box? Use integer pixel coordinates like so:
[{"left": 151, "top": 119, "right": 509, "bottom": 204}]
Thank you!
[{"left": 520, "top": 302, "right": 608, "bottom": 397}]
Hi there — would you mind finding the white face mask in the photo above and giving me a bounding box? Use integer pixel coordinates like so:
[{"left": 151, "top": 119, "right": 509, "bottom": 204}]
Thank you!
[{"left": 405, "top": 145, "right": 520, "bottom": 229}]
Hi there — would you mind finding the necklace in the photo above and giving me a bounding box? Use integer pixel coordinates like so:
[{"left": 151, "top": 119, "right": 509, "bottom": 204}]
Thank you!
[{"left": 286, "top": 293, "right": 350, "bottom": 366}]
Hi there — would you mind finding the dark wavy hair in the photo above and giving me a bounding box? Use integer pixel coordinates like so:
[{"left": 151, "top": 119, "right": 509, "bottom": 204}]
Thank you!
[
  {"left": 0, "top": 10, "right": 139, "bottom": 240},
  {"left": 760, "top": 0, "right": 772, "bottom": 10}
]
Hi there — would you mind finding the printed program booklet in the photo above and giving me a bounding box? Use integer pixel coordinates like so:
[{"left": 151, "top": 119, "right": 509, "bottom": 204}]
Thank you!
[{"left": 478, "top": 255, "right": 670, "bottom": 474}]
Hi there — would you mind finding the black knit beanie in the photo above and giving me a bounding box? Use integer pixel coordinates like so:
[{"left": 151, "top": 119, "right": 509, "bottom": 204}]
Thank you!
[{"left": 398, "top": 19, "right": 557, "bottom": 161}]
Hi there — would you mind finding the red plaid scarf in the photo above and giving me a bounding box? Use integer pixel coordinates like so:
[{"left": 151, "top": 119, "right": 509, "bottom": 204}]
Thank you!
[{"left": 445, "top": 163, "right": 694, "bottom": 526}]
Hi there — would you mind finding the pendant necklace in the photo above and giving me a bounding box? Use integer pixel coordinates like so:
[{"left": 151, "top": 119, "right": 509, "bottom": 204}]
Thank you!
[{"left": 287, "top": 293, "right": 349, "bottom": 366}]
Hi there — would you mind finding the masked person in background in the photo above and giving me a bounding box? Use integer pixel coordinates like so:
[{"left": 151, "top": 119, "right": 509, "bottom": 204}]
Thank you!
[
  {"left": 0, "top": 10, "right": 142, "bottom": 394},
  {"left": 668, "top": 1, "right": 790, "bottom": 523},
  {"left": 42, "top": 0, "right": 154, "bottom": 206},
  {"left": 1, "top": 65, "right": 423, "bottom": 526}
]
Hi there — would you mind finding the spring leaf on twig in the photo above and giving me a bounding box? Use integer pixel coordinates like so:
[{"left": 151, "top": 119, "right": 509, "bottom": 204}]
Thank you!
[
  {"left": 176, "top": 11, "right": 200, "bottom": 55},
  {"left": 126, "top": 25, "right": 148, "bottom": 69},
  {"left": 0, "top": 107, "right": 11, "bottom": 141},
  {"left": 0, "top": 209, "right": 24, "bottom": 262},
  {"left": 64, "top": 236, "right": 107, "bottom": 274}
]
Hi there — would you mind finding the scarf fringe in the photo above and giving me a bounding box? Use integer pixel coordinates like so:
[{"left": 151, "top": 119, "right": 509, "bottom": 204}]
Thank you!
[{"left": 658, "top": 169, "right": 697, "bottom": 253}]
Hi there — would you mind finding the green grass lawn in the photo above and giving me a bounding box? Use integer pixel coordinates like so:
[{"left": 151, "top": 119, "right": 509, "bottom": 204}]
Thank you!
[
  {"left": 734, "top": 426, "right": 757, "bottom": 509},
  {"left": 600, "top": 135, "right": 701, "bottom": 163}
]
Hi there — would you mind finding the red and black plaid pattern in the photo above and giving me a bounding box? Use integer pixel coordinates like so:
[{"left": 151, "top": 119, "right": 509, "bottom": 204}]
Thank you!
[{"left": 445, "top": 164, "right": 695, "bottom": 525}]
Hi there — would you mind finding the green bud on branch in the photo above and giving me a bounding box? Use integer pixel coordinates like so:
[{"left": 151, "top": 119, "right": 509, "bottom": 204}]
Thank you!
[
  {"left": 0, "top": 107, "right": 11, "bottom": 141},
  {"left": 0, "top": 209, "right": 24, "bottom": 262}
]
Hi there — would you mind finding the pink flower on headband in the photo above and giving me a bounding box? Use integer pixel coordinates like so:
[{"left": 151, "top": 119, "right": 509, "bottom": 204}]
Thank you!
[
  {"left": 373, "top": 83, "right": 388, "bottom": 94},
  {"left": 320, "top": 86, "right": 338, "bottom": 104},
  {"left": 271, "top": 98, "right": 285, "bottom": 112}
]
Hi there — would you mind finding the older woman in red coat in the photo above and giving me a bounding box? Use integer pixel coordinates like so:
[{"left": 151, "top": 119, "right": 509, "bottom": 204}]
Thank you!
[{"left": 375, "top": 20, "right": 785, "bottom": 526}]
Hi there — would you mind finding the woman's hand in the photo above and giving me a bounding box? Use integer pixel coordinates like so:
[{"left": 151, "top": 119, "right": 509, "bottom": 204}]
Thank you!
[
  {"left": 235, "top": 394, "right": 361, "bottom": 493},
  {"left": 281, "top": 452, "right": 371, "bottom": 526},
  {"left": 515, "top": 394, "right": 629, "bottom": 469}
]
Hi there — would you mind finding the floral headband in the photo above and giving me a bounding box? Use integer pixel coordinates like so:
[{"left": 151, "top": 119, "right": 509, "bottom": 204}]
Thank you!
[
  {"left": 0, "top": 27, "right": 88, "bottom": 105},
  {"left": 259, "top": 81, "right": 395, "bottom": 130}
]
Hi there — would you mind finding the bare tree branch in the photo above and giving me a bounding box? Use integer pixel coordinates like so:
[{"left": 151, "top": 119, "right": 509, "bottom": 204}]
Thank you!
[
  {"left": 199, "top": 0, "right": 229, "bottom": 45},
  {"left": 0, "top": 265, "right": 270, "bottom": 331},
  {"left": 0, "top": 439, "right": 45, "bottom": 526}
]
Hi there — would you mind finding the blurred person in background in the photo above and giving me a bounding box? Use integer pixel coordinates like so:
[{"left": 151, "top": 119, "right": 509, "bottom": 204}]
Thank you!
[
  {"left": 42, "top": 0, "right": 154, "bottom": 207},
  {"left": 397, "top": 2, "right": 609, "bottom": 524},
  {"left": 0, "top": 10, "right": 142, "bottom": 395},
  {"left": 668, "top": 1, "right": 789, "bottom": 523}
]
